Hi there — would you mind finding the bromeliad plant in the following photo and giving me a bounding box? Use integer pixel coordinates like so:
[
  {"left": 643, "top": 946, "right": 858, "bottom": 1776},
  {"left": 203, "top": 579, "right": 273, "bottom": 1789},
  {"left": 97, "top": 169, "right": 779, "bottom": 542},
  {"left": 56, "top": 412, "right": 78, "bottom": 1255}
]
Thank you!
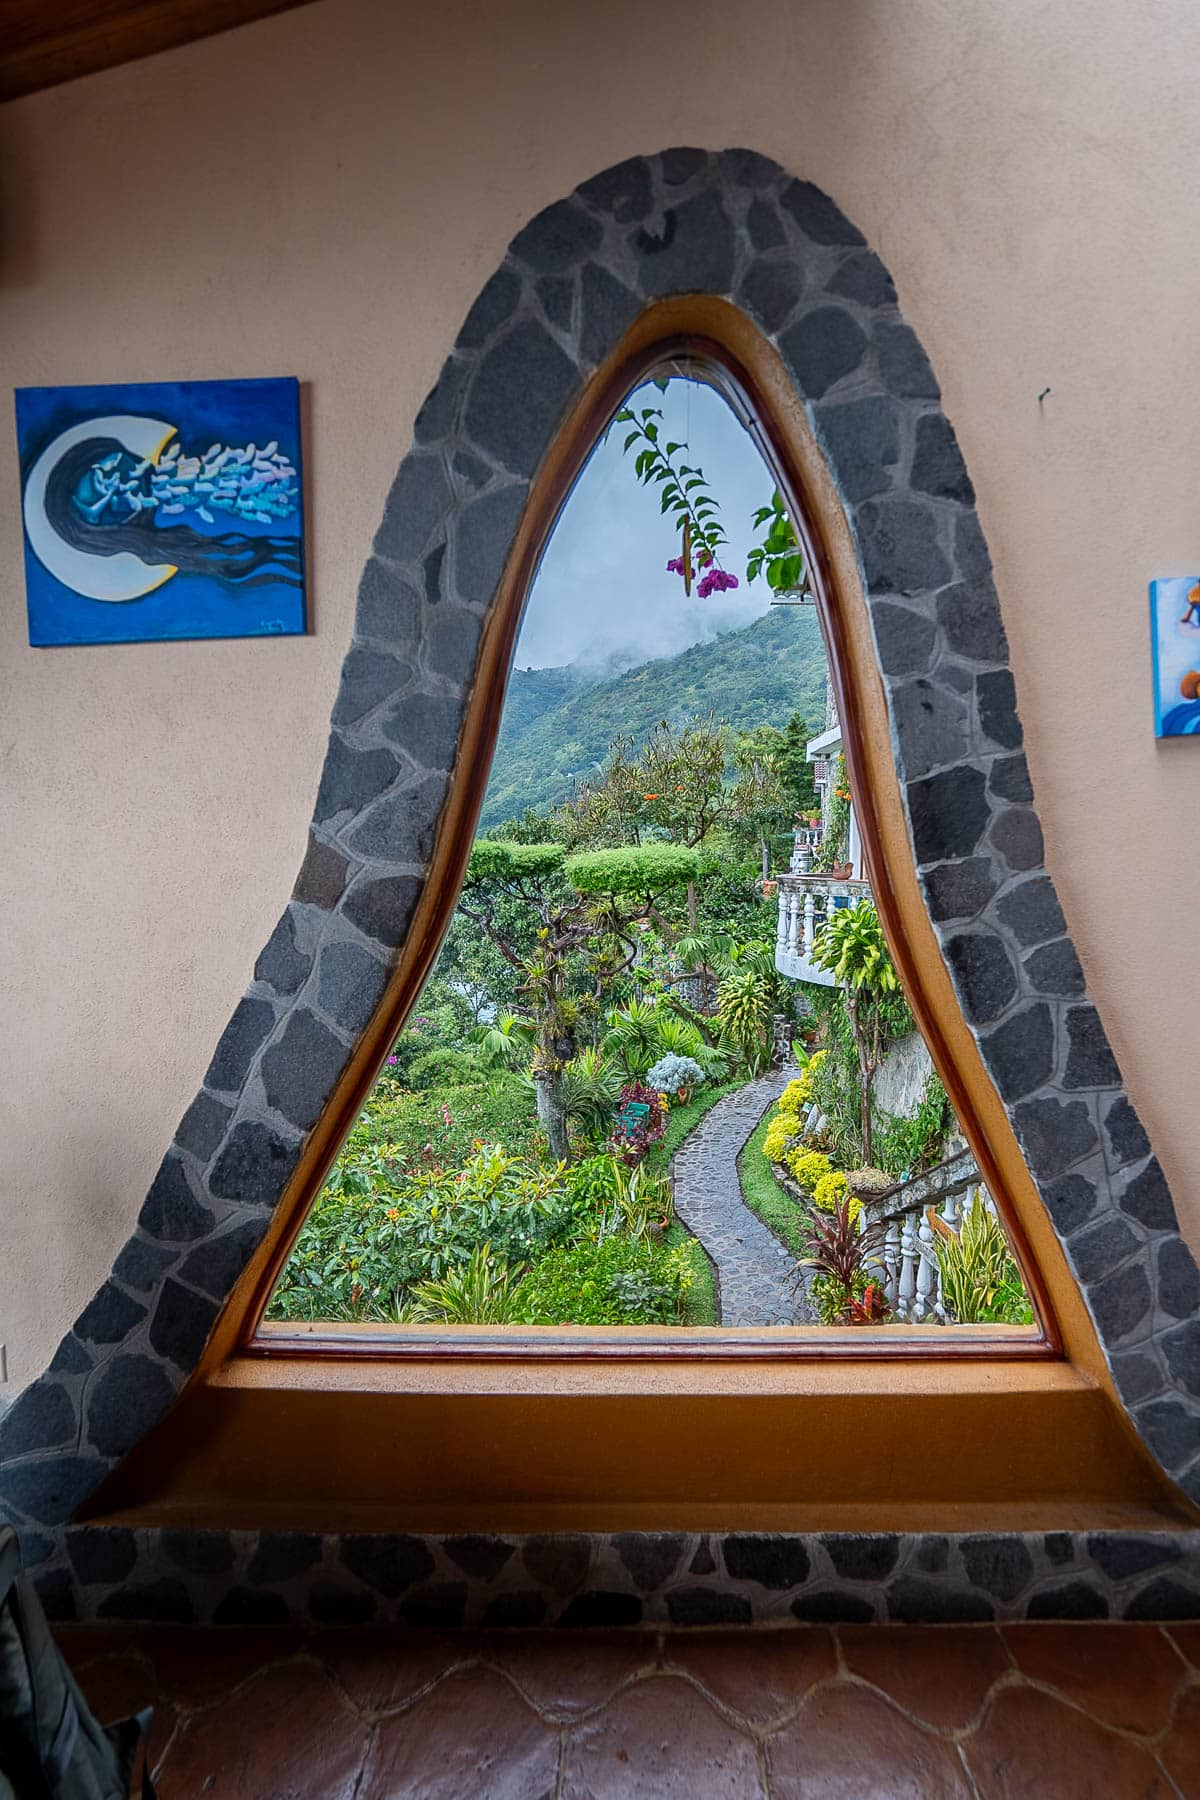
[{"left": 795, "top": 1194, "right": 891, "bottom": 1326}]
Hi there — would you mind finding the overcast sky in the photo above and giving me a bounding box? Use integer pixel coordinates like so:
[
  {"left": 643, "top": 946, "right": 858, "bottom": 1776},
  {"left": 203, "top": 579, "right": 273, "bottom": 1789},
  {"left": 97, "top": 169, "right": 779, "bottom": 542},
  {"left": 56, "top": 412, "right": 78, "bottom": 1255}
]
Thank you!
[{"left": 516, "top": 377, "right": 778, "bottom": 671}]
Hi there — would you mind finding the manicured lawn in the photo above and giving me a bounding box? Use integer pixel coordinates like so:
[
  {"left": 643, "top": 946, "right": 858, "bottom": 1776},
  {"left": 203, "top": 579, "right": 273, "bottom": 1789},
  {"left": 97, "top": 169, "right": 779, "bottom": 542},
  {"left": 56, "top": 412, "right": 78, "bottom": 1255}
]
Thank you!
[{"left": 738, "top": 1112, "right": 807, "bottom": 1258}]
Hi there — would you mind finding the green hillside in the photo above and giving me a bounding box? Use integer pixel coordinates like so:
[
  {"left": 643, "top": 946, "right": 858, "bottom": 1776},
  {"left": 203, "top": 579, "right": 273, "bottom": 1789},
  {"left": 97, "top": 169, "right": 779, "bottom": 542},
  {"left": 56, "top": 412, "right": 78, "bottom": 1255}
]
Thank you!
[{"left": 481, "top": 606, "right": 829, "bottom": 828}]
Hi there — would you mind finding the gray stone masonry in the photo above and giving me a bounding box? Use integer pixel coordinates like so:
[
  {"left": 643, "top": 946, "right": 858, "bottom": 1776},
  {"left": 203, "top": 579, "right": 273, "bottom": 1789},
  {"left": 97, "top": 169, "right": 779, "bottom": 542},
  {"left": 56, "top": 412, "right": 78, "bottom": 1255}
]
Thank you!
[{"left": 671, "top": 1074, "right": 801, "bottom": 1325}]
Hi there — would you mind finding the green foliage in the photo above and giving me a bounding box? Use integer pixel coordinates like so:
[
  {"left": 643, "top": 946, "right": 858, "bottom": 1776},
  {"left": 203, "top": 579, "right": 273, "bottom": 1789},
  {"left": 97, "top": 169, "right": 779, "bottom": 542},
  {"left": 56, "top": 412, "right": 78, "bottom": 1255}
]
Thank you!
[
  {"left": 813, "top": 754, "right": 851, "bottom": 871},
  {"left": 778, "top": 713, "right": 818, "bottom": 819},
  {"left": 603, "top": 997, "right": 665, "bottom": 1078},
  {"left": 716, "top": 961, "right": 776, "bottom": 1073},
  {"left": 931, "top": 1196, "right": 1034, "bottom": 1326},
  {"left": 746, "top": 489, "right": 811, "bottom": 597},
  {"left": 565, "top": 842, "right": 700, "bottom": 895},
  {"left": 873, "top": 1072, "right": 953, "bottom": 1180},
  {"left": 810, "top": 898, "right": 898, "bottom": 993},
  {"left": 512, "top": 1233, "right": 691, "bottom": 1325},
  {"left": 559, "top": 1048, "right": 624, "bottom": 1137},
  {"left": 406, "top": 1047, "right": 482, "bottom": 1090},
  {"left": 339, "top": 1074, "right": 544, "bottom": 1167},
  {"left": 797, "top": 1195, "right": 890, "bottom": 1325},
  {"left": 411, "top": 1242, "right": 525, "bottom": 1324},
  {"left": 739, "top": 1113, "right": 808, "bottom": 1257},
  {"left": 468, "top": 839, "right": 565, "bottom": 883},
  {"left": 614, "top": 402, "right": 728, "bottom": 578},
  {"left": 468, "top": 1011, "right": 535, "bottom": 1071}
]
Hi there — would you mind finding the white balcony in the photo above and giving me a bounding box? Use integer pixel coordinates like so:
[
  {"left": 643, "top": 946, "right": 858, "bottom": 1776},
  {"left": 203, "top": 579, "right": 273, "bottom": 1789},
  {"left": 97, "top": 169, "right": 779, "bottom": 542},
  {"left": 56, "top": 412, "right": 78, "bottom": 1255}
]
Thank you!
[{"left": 774, "top": 871, "right": 872, "bottom": 986}]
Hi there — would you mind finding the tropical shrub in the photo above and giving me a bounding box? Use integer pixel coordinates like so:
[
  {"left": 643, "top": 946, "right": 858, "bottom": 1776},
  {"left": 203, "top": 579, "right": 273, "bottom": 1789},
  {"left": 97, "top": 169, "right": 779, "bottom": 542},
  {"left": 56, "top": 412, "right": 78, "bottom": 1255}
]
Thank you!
[
  {"left": 646, "top": 1053, "right": 705, "bottom": 1097},
  {"left": 795, "top": 1194, "right": 890, "bottom": 1326},
  {"left": 411, "top": 1242, "right": 525, "bottom": 1324},
  {"left": 930, "top": 1196, "right": 1034, "bottom": 1326},
  {"left": 513, "top": 1234, "right": 692, "bottom": 1325},
  {"left": 407, "top": 1047, "right": 483, "bottom": 1089},
  {"left": 343, "top": 1075, "right": 543, "bottom": 1169},
  {"left": 604, "top": 998, "right": 665, "bottom": 1078},
  {"left": 786, "top": 1146, "right": 835, "bottom": 1192},
  {"left": 763, "top": 1111, "right": 800, "bottom": 1164},
  {"left": 812, "top": 1169, "right": 850, "bottom": 1212},
  {"left": 559, "top": 1048, "right": 624, "bottom": 1138},
  {"left": 610, "top": 1081, "right": 668, "bottom": 1162},
  {"left": 716, "top": 956, "right": 777, "bottom": 1073}
]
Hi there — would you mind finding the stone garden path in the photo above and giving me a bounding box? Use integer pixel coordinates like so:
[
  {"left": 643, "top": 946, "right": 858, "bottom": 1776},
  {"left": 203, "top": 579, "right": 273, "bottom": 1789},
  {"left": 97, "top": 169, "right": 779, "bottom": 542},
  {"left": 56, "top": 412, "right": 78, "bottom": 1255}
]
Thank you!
[{"left": 671, "top": 1072, "right": 805, "bottom": 1326}]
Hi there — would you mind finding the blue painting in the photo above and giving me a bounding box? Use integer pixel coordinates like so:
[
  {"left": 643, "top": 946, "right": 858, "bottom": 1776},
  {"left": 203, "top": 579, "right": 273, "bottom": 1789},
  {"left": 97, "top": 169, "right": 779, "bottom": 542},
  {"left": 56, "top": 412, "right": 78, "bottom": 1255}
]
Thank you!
[
  {"left": 1150, "top": 577, "right": 1200, "bottom": 736},
  {"left": 14, "top": 377, "right": 306, "bottom": 646}
]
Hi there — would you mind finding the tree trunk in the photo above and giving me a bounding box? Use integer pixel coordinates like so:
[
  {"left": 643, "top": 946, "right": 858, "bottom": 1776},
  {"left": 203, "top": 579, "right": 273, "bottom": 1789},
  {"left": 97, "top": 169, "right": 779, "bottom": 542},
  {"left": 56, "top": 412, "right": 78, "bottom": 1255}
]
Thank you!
[
  {"left": 760, "top": 837, "right": 770, "bottom": 881},
  {"left": 847, "top": 993, "right": 874, "bottom": 1163},
  {"left": 686, "top": 880, "right": 698, "bottom": 933},
  {"left": 534, "top": 1070, "right": 571, "bottom": 1162}
]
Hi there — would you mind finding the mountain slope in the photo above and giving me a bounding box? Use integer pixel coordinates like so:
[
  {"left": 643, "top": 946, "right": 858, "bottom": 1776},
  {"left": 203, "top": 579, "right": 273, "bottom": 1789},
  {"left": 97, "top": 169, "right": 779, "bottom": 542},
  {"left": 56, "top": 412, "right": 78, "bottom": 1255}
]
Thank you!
[{"left": 480, "top": 606, "right": 829, "bottom": 828}]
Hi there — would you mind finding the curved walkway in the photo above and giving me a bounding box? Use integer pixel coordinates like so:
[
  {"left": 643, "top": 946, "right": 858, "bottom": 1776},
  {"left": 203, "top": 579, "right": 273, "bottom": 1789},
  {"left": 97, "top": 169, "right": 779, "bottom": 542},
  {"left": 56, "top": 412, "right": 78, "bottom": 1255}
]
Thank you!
[{"left": 671, "top": 1072, "right": 802, "bottom": 1326}]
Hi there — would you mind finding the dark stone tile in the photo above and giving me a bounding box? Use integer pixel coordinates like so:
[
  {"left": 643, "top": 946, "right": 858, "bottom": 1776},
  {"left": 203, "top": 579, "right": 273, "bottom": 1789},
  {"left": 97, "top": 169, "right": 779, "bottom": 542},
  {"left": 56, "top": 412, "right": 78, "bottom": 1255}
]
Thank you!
[
  {"left": 1124, "top": 1578, "right": 1200, "bottom": 1621},
  {"left": 412, "top": 353, "right": 469, "bottom": 445},
  {"left": 246, "top": 1534, "right": 323, "bottom": 1585},
  {"left": 1043, "top": 1533, "right": 1074, "bottom": 1566},
  {"left": 342, "top": 771, "right": 450, "bottom": 864},
  {"left": 923, "top": 857, "right": 997, "bottom": 923},
  {"left": 791, "top": 1590, "right": 876, "bottom": 1623},
  {"left": 483, "top": 1591, "right": 548, "bottom": 1628},
  {"left": 163, "top": 1530, "right": 236, "bottom": 1575},
  {"left": 988, "top": 752, "right": 1033, "bottom": 804},
  {"left": 689, "top": 1541, "right": 717, "bottom": 1575},
  {"left": 979, "top": 1002, "right": 1054, "bottom": 1101},
  {"left": 292, "top": 834, "right": 351, "bottom": 911},
  {"left": 660, "top": 146, "right": 708, "bottom": 185},
  {"left": 890, "top": 677, "right": 969, "bottom": 779},
  {"left": 556, "top": 1591, "right": 643, "bottom": 1628},
  {"left": 955, "top": 510, "right": 993, "bottom": 581},
  {"left": 738, "top": 255, "right": 807, "bottom": 333},
  {"left": 456, "top": 267, "right": 523, "bottom": 351},
  {"left": 65, "top": 1526, "right": 135, "bottom": 1584},
  {"left": 858, "top": 496, "right": 952, "bottom": 596},
  {"left": 915, "top": 1537, "right": 949, "bottom": 1572},
  {"left": 1104, "top": 1096, "right": 1151, "bottom": 1168},
  {"left": 341, "top": 874, "right": 424, "bottom": 949},
  {"left": 212, "top": 1587, "right": 291, "bottom": 1626},
  {"left": 1069, "top": 1217, "right": 1140, "bottom": 1286},
  {"left": 148, "top": 1278, "right": 219, "bottom": 1372},
  {"left": 309, "top": 1584, "right": 376, "bottom": 1625},
  {"left": 823, "top": 1535, "right": 898, "bottom": 1581},
  {"left": 452, "top": 450, "right": 492, "bottom": 491},
  {"left": 340, "top": 1536, "right": 436, "bottom": 1597},
  {"left": 398, "top": 1583, "right": 467, "bottom": 1628},
  {"left": 718, "top": 147, "right": 781, "bottom": 188},
  {"left": 911, "top": 414, "right": 975, "bottom": 504},
  {"left": 814, "top": 395, "right": 900, "bottom": 503},
  {"left": 976, "top": 669, "right": 1022, "bottom": 751},
  {"left": 666, "top": 1587, "right": 753, "bottom": 1626},
  {"left": 1024, "top": 940, "right": 1085, "bottom": 999},
  {"left": 1133, "top": 1398, "right": 1200, "bottom": 1468},
  {"left": 1111, "top": 1350, "right": 1164, "bottom": 1407},
  {"left": 177, "top": 1219, "right": 267, "bottom": 1301},
  {"left": 452, "top": 482, "right": 528, "bottom": 608},
  {"left": 317, "top": 941, "right": 390, "bottom": 1037},
  {"left": 1162, "top": 1320, "right": 1200, "bottom": 1398},
  {"left": 612, "top": 1533, "right": 686, "bottom": 1590},
  {"left": 47, "top": 1335, "right": 92, "bottom": 1376},
  {"left": 993, "top": 878, "right": 1057, "bottom": 950},
  {"left": 989, "top": 806, "right": 1045, "bottom": 872},
  {"left": 579, "top": 155, "right": 655, "bottom": 222},
  {"left": 464, "top": 319, "right": 579, "bottom": 479},
  {"left": 174, "top": 1091, "right": 235, "bottom": 1162},
  {"left": 871, "top": 600, "right": 937, "bottom": 677},
  {"left": 443, "top": 1536, "right": 514, "bottom": 1582},
  {"left": 887, "top": 1580, "right": 993, "bottom": 1623},
  {"left": 1026, "top": 1582, "right": 1109, "bottom": 1620},
  {"left": 1042, "top": 1172, "right": 1098, "bottom": 1235},
  {"left": 355, "top": 559, "right": 423, "bottom": 647},
  {"left": 374, "top": 452, "right": 453, "bottom": 564},
  {"left": 962, "top": 1537, "right": 1034, "bottom": 1601},
  {"left": 97, "top": 1581, "right": 195, "bottom": 1625},
  {"left": 0, "top": 1382, "right": 76, "bottom": 1458},
  {"left": 259, "top": 1009, "right": 351, "bottom": 1134},
  {"left": 826, "top": 249, "right": 895, "bottom": 308},
  {"left": 1088, "top": 1261, "right": 1153, "bottom": 1345},
  {"left": 779, "top": 306, "right": 868, "bottom": 400},
  {"left": 19, "top": 1531, "right": 56, "bottom": 1569},
  {"left": 631, "top": 190, "right": 736, "bottom": 298},
  {"left": 331, "top": 646, "right": 413, "bottom": 731},
  {"left": 535, "top": 276, "right": 574, "bottom": 332},
  {"left": 936, "top": 578, "right": 1009, "bottom": 664},
  {"left": 0, "top": 1455, "right": 104, "bottom": 1527},
  {"left": 511, "top": 198, "right": 604, "bottom": 273},
  {"left": 523, "top": 1534, "right": 590, "bottom": 1592},
  {"left": 1118, "top": 1159, "right": 1176, "bottom": 1231},
  {"left": 748, "top": 198, "right": 786, "bottom": 251},
  {"left": 1063, "top": 1006, "right": 1121, "bottom": 1090},
  {"left": 73, "top": 1282, "right": 146, "bottom": 1346},
  {"left": 579, "top": 262, "right": 642, "bottom": 364},
  {"left": 313, "top": 735, "right": 398, "bottom": 826},
  {"left": 32, "top": 1570, "right": 77, "bottom": 1622},
  {"left": 907, "top": 766, "right": 991, "bottom": 864},
  {"left": 945, "top": 932, "right": 1018, "bottom": 1023},
  {"left": 1087, "top": 1534, "right": 1181, "bottom": 1580},
  {"left": 1012, "top": 1097, "right": 1099, "bottom": 1180},
  {"left": 204, "top": 996, "right": 276, "bottom": 1094},
  {"left": 722, "top": 1534, "right": 810, "bottom": 1589},
  {"left": 381, "top": 689, "right": 463, "bottom": 772},
  {"left": 873, "top": 321, "right": 940, "bottom": 399},
  {"left": 425, "top": 604, "right": 484, "bottom": 687},
  {"left": 1158, "top": 1240, "right": 1200, "bottom": 1320},
  {"left": 208, "top": 1120, "right": 300, "bottom": 1206},
  {"left": 86, "top": 1354, "right": 175, "bottom": 1459},
  {"left": 780, "top": 179, "right": 866, "bottom": 246}
]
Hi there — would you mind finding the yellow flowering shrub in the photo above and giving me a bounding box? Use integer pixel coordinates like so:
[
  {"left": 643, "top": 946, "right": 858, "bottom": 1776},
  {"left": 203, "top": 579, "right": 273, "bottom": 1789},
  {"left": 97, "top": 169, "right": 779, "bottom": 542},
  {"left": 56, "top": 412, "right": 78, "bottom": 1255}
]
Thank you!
[
  {"left": 787, "top": 1147, "right": 833, "bottom": 1192},
  {"left": 812, "top": 1169, "right": 849, "bottom": 1211},
  {"left": 763, "top": 1114, "right": 798, "bottom": 1163},
  {"left": 778, "top": 1077, "right": 808, "bottom": 1114}
]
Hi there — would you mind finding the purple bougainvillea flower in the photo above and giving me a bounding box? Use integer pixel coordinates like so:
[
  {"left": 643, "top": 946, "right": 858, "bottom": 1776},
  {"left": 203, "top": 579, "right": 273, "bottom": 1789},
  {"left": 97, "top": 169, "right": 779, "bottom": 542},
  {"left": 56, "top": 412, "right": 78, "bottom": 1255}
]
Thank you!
[
  {"left": 666, "top": 556, "right": 684, "bottom": 576},
  {"left": 697, "top": 568, "right": 739, "bottom": 598}
]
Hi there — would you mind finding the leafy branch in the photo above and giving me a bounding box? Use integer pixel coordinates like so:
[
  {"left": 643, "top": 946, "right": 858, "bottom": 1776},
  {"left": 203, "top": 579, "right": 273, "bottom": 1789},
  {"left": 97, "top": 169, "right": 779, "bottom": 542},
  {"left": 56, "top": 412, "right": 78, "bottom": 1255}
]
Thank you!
[
  {"left": 615, "top": 405, "right": 736, "bottom": 597},
  {"left": 746, "top": 489, "right": 811, "bottom": 599}
]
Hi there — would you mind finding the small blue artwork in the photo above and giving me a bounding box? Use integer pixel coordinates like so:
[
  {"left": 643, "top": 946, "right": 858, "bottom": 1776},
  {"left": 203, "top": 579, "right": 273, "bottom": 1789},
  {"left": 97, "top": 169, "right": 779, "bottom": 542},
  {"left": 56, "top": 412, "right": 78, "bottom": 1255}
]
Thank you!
[
  {"left": 14, "top": 376, "right": 306, "bottom": 646},
  {"left": 1150, "top": 577, "right": 1200, "bottom": 736}
]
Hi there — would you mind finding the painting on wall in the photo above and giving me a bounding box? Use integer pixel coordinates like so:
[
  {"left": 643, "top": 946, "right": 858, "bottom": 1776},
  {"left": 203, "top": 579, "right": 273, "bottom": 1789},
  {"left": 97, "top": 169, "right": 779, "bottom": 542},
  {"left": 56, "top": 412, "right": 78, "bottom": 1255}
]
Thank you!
[
  {"left": 14, "top": 377, "right": 306, "bottom": 647},
  {"left": 1150, "top": 577, "right": 1200, "bottom": 736}
]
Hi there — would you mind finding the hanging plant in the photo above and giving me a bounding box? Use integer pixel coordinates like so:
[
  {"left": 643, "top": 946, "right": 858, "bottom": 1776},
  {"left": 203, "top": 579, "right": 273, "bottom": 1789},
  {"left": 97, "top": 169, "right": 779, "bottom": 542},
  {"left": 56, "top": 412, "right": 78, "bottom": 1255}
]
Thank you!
[{"left": 615, "top": 404, "right": 738, "bottom": 598}]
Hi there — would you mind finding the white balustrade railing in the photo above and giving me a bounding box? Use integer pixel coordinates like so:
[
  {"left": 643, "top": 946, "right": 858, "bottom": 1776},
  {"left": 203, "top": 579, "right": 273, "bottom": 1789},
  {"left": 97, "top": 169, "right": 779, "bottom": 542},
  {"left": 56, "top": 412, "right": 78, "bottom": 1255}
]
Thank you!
[
  {"left": 859, "top": 1148, "right": 1000, "bottom": 1325},
  {"left": 774, "top": 872, "right": 871, "bottom": 986}
]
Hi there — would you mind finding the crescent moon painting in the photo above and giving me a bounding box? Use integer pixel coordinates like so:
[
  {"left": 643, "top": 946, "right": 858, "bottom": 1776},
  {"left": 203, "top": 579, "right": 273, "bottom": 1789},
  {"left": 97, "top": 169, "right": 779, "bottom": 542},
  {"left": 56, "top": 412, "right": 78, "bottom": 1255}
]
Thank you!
[{"left": 15, "top": 377, "right": 307, "bottom": 646}]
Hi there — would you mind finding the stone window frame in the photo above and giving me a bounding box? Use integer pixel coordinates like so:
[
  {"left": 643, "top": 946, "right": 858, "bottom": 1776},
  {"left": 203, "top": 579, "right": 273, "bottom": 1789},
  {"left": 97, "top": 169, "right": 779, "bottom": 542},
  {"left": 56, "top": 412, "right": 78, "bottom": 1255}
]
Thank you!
[{"left": 4, "top": 149, "right": 1200, "bottom": 1593}]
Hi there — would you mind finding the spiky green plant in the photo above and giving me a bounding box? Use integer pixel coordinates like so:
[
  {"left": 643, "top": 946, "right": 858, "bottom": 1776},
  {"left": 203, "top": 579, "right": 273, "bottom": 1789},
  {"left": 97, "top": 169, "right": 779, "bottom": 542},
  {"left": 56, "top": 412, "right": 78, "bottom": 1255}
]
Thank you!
[
  {"left": 559, "top": 1047, "right": 624, "bottom": 1138},
  {"left": 410, "top": 1242, "right": 524, "bottom": 1325},
  {"left": 930, "top": 1195, "right": 1033, "bottom": 1325},
  {"left": 716, "top": 964, "right": 776, "bottom": 1073},
  {"left": 468, "top": 1011, "right": 535, "bottom": 1071},
  {"left": 603, "top": 997, "right": 664, "bottom": 1078}
]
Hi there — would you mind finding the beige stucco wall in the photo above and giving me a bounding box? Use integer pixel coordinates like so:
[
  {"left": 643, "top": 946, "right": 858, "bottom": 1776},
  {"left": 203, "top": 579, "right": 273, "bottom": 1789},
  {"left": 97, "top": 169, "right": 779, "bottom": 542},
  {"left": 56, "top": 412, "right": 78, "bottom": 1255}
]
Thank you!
[{"left": 2, "top": 0, "right": 1198, "bottom": 1395}]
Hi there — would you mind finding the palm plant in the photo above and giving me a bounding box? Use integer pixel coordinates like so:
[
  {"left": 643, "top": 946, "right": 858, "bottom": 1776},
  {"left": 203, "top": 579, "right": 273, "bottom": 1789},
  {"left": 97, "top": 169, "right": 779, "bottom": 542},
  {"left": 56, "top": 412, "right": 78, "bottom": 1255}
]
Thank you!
[
  {"left": 603, "top": 997, "right": 664, "bottom": 1077},
  {"left": 410, "top": 1243, "right": 525, "bottom": 1324},
  {"left": 559, "top": 1047, "right": 624, "bottom": 1138},
  {"left": 716, "top": 962, "right": 776, "bottom": 1073},
  {"left": 809, "top": 899, "right": 899, "bottom": 1163},
  {"left": 468, "top": 1011, "right": 535, "bottom": 1071}
]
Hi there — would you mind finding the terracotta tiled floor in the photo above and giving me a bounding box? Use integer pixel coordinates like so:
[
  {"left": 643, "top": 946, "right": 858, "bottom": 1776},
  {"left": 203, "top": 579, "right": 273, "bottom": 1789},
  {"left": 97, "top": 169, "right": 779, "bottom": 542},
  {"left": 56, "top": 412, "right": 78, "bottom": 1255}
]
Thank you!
[{"left": 59, "top": 1622, "right": 1200, "bottom": 1797}]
